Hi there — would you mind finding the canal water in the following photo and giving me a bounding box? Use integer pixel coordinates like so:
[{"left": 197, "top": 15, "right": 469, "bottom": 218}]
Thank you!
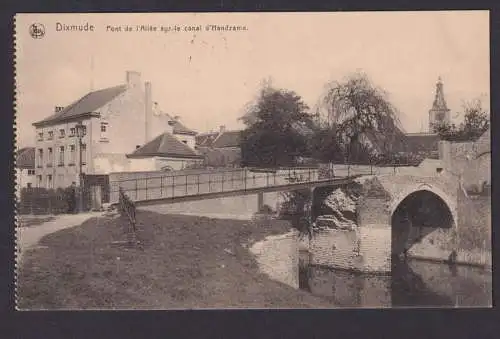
[{"left": 298, "top": 250, "right": 492, "bottom": 308}]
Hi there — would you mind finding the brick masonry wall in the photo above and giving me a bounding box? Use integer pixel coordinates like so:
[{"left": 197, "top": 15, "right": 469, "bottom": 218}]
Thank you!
[
  {"left": 455, "top": 188, "right": 491, "bottom": 267},
  {"left": 406, "top": 188, "right": 491, "bottom": 268},
  {"left": 358, "top": 225, "right": 392, "bottom": 273},
  {"left": 250, "top": 230, "right": 299, "bottom": 289},
  {"left": 310, "top": 229, "right": 362, "bottom": 270},
  {"left": 439, "top": 138, "right": 491, "bottom": 188}
]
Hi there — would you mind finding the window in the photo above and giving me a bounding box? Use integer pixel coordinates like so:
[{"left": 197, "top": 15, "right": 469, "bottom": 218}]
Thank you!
[
  {"left": 100, "top": 122, "right": 108, "bottom": 142},
  {"left": 59, "top": 129, "right": 66, "bottom": 138},
  {"left": 182, "top": 140, "right": 187, "bottom": 144},
  {"left": 69, "top": 145, "right": 76, "bottom": 164},
  {"left": 82, "top": 126, "right": 87, "bottom": 136},
  {"left": 36, "top": 175, "right": 42, "bottom": 187},
  {"left": 37, "top": 149, "right": 43, "bottom": 167},
  {"left": 58, "top": 146, "right": 65, "bottom": 166},
  {"left": 27, "top": 169, "right": 35, "bottom": 176},
  {"left": 47, "top": 175, "right": 53, "bottom": 189},
  {"left": 70, "top": 128, "right": 76, "bottom": 137},
  {"left": 37, "top": 132, "right": 43, "bottom": 141},
  {"left": 47, "top": 147, "right": 53, "bottom": 167},
  {"left": 47, "top": 131, "right": 54, "bottom": 140},
  {"left": 26, "top": 183, "right": 32, "bottom": 189},
  {"left": 81, "top": 144, "right": 87, "bottom": 165}
]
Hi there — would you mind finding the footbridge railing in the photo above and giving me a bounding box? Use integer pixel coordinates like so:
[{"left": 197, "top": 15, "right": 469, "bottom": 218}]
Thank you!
[{"left": 109, "top": 167, "right": 332, "bottom": 205}]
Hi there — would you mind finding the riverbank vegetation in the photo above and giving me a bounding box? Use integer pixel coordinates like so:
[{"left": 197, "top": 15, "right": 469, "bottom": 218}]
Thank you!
[{"left": 17, "top": 212, "right": 333, "bottom": 309}]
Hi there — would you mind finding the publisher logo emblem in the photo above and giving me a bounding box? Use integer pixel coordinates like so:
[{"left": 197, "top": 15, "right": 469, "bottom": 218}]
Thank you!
[{"left": 29, "top": 23, "right": 45, "bottom": 39}]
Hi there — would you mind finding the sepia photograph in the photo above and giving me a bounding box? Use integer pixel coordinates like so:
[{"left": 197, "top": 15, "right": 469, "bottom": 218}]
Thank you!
[{"left": 15, "top": 11, "right": 491, "bottom": 310}]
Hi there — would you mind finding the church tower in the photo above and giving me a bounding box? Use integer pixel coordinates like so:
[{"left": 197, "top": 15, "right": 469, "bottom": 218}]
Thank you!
[{"left": 428, "top": 77, "right": 451, "bottom": 132}]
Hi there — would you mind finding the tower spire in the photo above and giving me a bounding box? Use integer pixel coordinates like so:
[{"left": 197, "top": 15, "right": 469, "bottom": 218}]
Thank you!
[{"left": 428, "top": 76, "right": 450, "bottom": 132}]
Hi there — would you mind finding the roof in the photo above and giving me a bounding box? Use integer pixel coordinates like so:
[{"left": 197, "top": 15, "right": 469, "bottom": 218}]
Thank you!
[
  {"left": 33, "top": 85, "right": 127, "bottom": 127},
  {"left": 195, "top": 132, "right": 219, "bottom": 147},
  {"left": 403, "top": 133, "right": 440, "bottom": 155},
  {"left": 361, "top": 126, "right": 408, "bottom": 154},
  {"left": 158, "top": 111, "right": 197, "bottom": 135},
  {"left": 199, "top": 147, "right": 241, "bottom": 167},
  {"left": 128, "top": 132, "right": 203, "bottom": 159},
  {"left": 212, "top": 130, "right": 242, "bottom": 148},
  {"left": 16, "top": 147, "right": 35, "bottom": 169},
  {"left": 171, "top": 120, "right": 197, "bottom": 135}
]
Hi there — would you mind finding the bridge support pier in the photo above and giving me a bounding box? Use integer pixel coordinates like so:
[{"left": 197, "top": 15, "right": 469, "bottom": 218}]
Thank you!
[{"left": 310, "top": 225, "right": 392, "bottom": 274}]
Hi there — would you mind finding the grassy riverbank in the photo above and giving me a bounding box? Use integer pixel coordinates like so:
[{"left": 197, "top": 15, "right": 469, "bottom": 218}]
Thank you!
[{"left": 17, "top": 211, "right": 333, "bottom": 309}]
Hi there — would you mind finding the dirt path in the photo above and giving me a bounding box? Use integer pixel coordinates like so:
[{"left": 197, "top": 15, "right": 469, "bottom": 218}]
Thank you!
[{"left": 17, "top": 212, "right": 103, "bottom": 262}]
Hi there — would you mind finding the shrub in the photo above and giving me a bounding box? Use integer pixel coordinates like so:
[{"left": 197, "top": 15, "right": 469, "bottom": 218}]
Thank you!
[{"left": 19, "top": 186, "right": 75, "bottom": 215}]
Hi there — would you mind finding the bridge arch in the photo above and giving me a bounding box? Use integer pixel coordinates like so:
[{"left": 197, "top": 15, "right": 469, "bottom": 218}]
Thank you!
[
  {"left": 389, "top": 184, "right": 457, "bottom": 258},
  {"left": 388, "top": 183, "right": 457, "bottom": 226}
]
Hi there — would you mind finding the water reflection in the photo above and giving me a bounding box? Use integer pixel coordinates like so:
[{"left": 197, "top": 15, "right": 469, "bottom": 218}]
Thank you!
[{"left": 299, "top": 250, "right": 492, "bottom": 308}]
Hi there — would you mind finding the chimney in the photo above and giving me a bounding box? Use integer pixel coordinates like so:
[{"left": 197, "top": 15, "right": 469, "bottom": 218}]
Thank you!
[
  {"left": 219, "top": 125, "right": 226, "bottom": 134},
  {"left": 145, "top": 81, "right": 152, "bottom": 143},
  {"left": 126, "top": 70, "right": 141, "bottom": 88},
  {"left": 55, "top": 106, "right": 64, "bottom": 113}
]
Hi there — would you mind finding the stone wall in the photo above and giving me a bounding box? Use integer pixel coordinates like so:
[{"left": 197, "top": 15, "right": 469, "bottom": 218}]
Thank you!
[
  {"left": 405, "top": 187, "right": 491, "bottom": 268},
  {"left": 455, "top": 188, "right": 491, "bottom": 267},
  {"left": 309, "top": 172, "right": 490, "bottom": 272},
  {"left": 438, "top": 135, "right": 491, "bottom": 188},
  {"left": 310, "top": 228, "right": 362, "bottom": 270}
]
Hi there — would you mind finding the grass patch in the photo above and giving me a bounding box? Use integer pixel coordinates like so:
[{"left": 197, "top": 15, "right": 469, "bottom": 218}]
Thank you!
[{"left": 17, "top": 211, "right": 333, "bottom": 309}]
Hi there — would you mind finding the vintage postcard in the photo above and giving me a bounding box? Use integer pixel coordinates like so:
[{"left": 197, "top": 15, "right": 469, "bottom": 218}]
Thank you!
[{"left": 15, "top": 11, "right": 491, "bottom": 310}]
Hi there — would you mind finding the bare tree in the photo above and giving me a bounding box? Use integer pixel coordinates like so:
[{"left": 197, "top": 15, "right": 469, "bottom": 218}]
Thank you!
[{"left": 317, "top": 72, "right": 405, "bottom": 164}]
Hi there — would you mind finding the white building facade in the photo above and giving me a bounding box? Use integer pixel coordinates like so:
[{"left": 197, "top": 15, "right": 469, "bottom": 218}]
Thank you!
[{"left": 33, "top": 70, "right": 199, "bottom": 188}]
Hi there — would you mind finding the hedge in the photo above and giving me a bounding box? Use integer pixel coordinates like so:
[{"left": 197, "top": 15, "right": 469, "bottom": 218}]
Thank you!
[{"left": 18, "top": 186, "right": 91, "bottom": 215}]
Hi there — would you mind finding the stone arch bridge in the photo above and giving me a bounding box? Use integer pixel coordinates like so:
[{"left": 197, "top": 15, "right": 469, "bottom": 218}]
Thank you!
[
  {"left": 110, "top": 167, "right": 490, "bottom": 273},
  {"left": 310, "top": 172, "right": 491, "bottom": 273}
]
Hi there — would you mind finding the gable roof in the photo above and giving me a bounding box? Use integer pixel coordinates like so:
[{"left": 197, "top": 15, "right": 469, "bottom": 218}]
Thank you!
[
  {"left": 16, "top": 147, "right": 35, "bottom": 169},
  {"left": 212, "top": 130, "right": 242, "bottom": 148},
  {"left": 128, "top": 132, "right": 203, "bottom": 159},
  {"left": 33, "top": 85, "right": 127, "bottom": 127},
  {"left": 196, "top": 132, "right": 219, "bottom": 147}
]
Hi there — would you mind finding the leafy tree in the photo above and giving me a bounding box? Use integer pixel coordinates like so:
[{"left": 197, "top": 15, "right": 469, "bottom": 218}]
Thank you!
[
  {"left": 433, "top": 99, "right": 489, "bottom": 141},
  {"left": 310, "top": 126, "right": 344, "bottom": 163},
  {"left": 240, "top": 83, "right": 313, "bottom": 167},
  {"left": 317, "top": 72, "right": 405, "bottom": 163}
]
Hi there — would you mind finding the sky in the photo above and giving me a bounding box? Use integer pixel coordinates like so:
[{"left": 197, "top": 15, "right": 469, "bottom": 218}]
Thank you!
[{"left": 15, "top": 11, "right": 490, "bottom": 148}]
